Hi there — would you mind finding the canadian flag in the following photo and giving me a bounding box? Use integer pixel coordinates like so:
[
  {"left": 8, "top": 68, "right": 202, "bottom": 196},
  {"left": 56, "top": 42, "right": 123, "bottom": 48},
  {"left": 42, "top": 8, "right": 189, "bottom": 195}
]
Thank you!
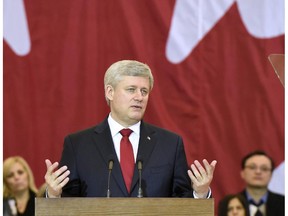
[
  {"left": 165, "top": 0, "right": 284, "bottom": 197},
  {"left": 3, "top": 0, "right": 284, "bottom": 204}
]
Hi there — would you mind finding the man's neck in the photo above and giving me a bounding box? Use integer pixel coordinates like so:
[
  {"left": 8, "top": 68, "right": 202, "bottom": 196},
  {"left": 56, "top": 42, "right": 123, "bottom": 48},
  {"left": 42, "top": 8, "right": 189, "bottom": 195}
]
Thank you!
[
  {"left": 109, "top": 113, "right": 140, "bottom": 128},
  {"left": 246, "top": 186, "right": 268, "bottom": 202}
]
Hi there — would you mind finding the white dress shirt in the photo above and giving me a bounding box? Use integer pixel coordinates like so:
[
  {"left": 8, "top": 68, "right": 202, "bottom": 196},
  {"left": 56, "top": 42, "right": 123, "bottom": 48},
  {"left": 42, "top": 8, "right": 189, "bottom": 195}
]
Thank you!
[
  {"left": 108, "top": 114, "right": 140, "bottom": 162},
  {"left": 107, "top": 114, "right": 211, "bottom": 199}
]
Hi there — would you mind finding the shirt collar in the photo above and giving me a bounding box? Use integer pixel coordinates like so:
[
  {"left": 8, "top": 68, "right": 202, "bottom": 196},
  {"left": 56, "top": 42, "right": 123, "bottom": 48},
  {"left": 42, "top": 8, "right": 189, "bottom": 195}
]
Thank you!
[
  {"left": 108, "top": 114, "right": 140, "bottom": 137},
  {"left": 245, "top": 190, "right": 268, "bottom": 204}
]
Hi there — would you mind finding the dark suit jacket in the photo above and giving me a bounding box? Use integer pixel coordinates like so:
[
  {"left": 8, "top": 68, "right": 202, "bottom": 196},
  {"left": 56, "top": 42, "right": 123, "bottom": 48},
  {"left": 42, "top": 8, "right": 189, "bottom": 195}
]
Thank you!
[
  {"left": 240, "top": 189, "right": 285, "bottom": 216},
  {"left": 60, "top": 118, "right": 194, "bottom": 197}
]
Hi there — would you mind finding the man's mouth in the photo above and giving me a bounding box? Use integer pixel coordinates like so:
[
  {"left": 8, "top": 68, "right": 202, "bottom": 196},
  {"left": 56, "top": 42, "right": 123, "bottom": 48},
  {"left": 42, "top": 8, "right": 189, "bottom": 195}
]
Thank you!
[{"left": 131, "top": 105, "right": 142, "bottom": 109}]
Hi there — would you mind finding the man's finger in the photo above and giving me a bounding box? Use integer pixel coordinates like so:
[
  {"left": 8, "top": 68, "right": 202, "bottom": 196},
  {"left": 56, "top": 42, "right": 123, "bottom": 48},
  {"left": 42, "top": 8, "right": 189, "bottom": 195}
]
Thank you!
[
  {"left": 53, "top": 166, "right": 69, "bottom": 180},
  {"left": 45, "top": 159, "right": 52, "bottom": 169}
]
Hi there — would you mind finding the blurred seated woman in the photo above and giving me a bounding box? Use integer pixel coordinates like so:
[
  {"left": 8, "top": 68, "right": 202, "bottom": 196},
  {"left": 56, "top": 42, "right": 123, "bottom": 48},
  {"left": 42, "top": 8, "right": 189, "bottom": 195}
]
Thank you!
[
  {"left": 218, "top": 194, "right": 250, "bottom": 216},
  {"left": 3, "top": 156, "right": 38, "bottom": 216}
]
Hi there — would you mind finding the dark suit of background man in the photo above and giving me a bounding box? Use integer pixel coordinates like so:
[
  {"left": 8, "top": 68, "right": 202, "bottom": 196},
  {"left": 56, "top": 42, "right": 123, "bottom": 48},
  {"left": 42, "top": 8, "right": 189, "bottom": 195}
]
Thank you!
[
  {"left": 238, "top": 150, "right": 284, "bottom": 216},
  {"left": 44, "top": 60, "right": 217, "bottom": 198}
]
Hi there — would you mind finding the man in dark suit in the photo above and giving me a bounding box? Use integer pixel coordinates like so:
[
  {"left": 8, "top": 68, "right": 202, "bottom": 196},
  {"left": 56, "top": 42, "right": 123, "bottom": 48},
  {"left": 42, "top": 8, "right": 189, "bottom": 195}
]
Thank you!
[
  {"left": 239, "top": 150, "right": 284, "bottom": 216},
  {"left": 44, "top": 60, "right": 217, "bottom": 198}
]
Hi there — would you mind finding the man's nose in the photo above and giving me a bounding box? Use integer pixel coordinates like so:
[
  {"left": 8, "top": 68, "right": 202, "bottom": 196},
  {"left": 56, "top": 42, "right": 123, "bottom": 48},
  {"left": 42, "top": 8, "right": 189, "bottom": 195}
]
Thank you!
[{"left": 134, "top": 90, "right": 144, "bottom": 100}]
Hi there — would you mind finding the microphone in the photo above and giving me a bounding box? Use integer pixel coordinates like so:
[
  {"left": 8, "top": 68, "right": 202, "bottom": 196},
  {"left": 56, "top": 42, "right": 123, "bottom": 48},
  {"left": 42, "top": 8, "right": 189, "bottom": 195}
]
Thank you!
[
  {"left": 107, "top": 156, "right": 114, "bottom": 198},
  {"left": 137, "top": 158, "right": 143, "bottom": 198}
]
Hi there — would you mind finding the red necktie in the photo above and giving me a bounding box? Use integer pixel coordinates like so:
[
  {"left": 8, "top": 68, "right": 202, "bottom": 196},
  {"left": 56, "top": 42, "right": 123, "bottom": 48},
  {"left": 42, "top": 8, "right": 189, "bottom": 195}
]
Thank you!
[{"left": 120, "top": 129, "right": 134, "bottom": 193}]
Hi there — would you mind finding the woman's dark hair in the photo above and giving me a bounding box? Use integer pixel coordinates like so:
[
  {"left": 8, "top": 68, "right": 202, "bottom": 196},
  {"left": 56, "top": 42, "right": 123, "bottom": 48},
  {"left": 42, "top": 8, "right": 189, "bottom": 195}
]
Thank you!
[{"left": 218, "top": 194, "right": 250, "bottom": 216}]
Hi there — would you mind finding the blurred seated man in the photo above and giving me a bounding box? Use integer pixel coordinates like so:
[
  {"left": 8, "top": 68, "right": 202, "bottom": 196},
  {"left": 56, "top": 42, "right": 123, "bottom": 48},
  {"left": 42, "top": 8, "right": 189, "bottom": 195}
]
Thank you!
[{"left": 238, "top": 150, "right": 284, "bottom": 216}]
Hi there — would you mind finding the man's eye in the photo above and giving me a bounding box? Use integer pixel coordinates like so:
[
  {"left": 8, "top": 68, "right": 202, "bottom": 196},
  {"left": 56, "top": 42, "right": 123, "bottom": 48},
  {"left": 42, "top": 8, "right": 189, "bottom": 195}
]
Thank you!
[
  {"left": 127, "top": 88, "right": 136, "bottom": 93},
  {"left": 141, "top": 89, "right": 148, "bottom": 96}
]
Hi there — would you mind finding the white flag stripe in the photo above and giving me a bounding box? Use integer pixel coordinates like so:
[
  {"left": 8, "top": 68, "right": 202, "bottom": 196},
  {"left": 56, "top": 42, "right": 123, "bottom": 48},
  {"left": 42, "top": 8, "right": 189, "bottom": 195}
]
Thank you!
[
  {"left": 166, "top": 0, "right": 233, "bottom": 64},
  {"left": 237, "top": 0, "right": 284, "bottom": 38},
  {"left": 166, "top": 0, "right": 284, "bottom": 64},
  {"left": 268, "top": 161, "right": 285, "bottom": 195},
  {"left": 3, "top": 0, "right": 31, "bottom": 56}
]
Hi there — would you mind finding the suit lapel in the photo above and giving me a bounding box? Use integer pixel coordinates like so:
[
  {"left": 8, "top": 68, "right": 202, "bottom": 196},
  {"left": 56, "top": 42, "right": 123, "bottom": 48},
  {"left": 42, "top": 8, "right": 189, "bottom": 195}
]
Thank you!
[
  {"left": 92, "top": 119, "right": 157, "bottom": 196},
  {"left": 131, "top": 122, "right": 157, "bottom": 193},
  {"left": 92, "top": 118, "right": 128, "bottom": 195}
]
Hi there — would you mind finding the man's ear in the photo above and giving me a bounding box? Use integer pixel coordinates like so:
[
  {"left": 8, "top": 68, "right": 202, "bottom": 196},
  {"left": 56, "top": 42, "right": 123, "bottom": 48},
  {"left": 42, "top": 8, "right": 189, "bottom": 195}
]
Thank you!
[
  {"left": 240, "top": 170, "right": 245, "bottom": 180},
  {"left": 105, "top": 85, "right": 114, "bottom": 101}
]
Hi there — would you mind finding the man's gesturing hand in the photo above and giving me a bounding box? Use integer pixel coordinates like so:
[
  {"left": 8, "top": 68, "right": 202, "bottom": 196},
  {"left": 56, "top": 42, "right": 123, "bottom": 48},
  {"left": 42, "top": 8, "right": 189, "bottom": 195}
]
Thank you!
[
  {"left": 44, "top": 159, "right": 70, "bottom": 198},
  {"left": 188, "top": 159, "right": 217, "bottom": 198}
]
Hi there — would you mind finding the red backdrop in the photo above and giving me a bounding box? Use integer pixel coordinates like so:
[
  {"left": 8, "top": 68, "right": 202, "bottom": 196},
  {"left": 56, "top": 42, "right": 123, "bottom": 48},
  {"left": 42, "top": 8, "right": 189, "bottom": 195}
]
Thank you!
[{"left": 3, "top": 0, "right": 284, "bottom": 210}]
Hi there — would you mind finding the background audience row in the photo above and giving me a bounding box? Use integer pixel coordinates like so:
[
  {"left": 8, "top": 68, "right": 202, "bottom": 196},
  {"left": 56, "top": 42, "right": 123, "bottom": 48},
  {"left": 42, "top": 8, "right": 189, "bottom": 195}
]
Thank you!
[{"left": 3, "top": 150, "right": 284, "bottom": 216}]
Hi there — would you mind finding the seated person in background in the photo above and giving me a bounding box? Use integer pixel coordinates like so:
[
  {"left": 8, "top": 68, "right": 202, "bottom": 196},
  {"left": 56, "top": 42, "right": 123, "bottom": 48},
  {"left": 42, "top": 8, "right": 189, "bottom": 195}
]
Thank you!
[
  {"left": 239, "top": 150, "right": 284, "bottom": 216},
  {"left": 3, "top": 156, "right": 38, "bottom": 216},
  {"left": 218, "top": 194, "right": 249, "bottom": 216}
]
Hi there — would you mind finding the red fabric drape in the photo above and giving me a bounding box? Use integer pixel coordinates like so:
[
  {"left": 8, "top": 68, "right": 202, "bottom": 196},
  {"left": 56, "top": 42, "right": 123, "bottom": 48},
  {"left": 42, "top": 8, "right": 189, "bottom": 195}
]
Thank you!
[{"left": 3, "top": 0, "right": 284, "bottom": 206}]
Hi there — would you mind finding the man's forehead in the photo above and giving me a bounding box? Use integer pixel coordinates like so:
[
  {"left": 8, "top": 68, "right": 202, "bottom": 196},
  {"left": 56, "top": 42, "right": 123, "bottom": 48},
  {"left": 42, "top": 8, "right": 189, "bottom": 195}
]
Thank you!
[
  {"left": 246, "top": 155, "right": 270, "bottom": 164},
  {"left": 119, "top": 76, "right": 150, "bottom": 85}
]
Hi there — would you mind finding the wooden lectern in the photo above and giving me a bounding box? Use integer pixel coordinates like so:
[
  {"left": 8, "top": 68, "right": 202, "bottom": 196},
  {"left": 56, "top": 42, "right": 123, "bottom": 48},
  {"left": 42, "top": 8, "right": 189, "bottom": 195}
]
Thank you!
[
  {"left": 35, "top": 198, "right": 214, "bottom": 216},
  {"left": 268, "top": 54, "right": 284, "bottom": 87}
]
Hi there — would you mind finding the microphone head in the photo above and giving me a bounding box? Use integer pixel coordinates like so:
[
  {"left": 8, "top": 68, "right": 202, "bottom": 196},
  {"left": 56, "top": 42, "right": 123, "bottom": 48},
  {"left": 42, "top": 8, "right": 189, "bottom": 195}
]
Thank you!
[
  {"left": 137, "top": 156, "right": 143, "bottom": 170},
  {"left": 108, "top": 160, "right": 114, "bottom": 170},
  {"left": 108, "top": 155, "right": 114, "bottom": 170}
]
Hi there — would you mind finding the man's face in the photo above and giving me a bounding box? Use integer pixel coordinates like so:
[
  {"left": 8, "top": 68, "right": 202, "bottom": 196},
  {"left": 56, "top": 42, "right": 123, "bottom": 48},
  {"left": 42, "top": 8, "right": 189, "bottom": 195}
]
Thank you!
[
  {"left": 106, "top": 75, "right": 150, "bottom": 127},
  {"left": 240, "top": 155, "right": 272, "bottom": 188}
]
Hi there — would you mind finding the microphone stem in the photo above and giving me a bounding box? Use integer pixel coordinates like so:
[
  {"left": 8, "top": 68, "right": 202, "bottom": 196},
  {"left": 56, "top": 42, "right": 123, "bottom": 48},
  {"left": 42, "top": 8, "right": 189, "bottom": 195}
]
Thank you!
[
  {"left": 137, "top": 169, "right": 143, "bottom": 198},
  {"left": 107, "top": 169, "right": 111, "bottom": 198},
  {"left": 107, "top": 189, "right": 111, "bottom": 198},
  {"left": 107, "top": 159, "right": 114, "bottom": 198}
]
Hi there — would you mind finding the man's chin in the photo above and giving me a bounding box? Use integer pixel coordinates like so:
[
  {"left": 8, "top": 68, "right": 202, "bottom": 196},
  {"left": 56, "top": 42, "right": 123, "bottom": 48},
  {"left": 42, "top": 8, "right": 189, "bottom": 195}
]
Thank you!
[
  {"left": 129, "top": 114, "right": 144, "bottom": 122},
  {"left": 250, "top": 184, "right": 267, "bottom": 189}
]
